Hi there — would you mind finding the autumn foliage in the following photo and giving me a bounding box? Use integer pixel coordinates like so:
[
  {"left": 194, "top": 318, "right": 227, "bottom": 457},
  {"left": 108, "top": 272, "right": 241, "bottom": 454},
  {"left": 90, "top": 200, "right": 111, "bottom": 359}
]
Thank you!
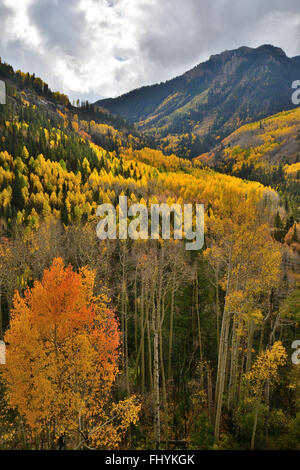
[
  {"left": 2, "top": 258, "right": 140, "bottom": 449},
  {"left": 0, "top": 63, "right": 299, "bottom": 450}
]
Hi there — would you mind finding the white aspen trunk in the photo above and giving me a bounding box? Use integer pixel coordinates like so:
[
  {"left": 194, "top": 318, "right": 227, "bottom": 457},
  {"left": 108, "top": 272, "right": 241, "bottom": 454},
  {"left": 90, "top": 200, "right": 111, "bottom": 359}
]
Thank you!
[
  {"left": 168, "top": 269, "right": 175, "bottom": 382},
  {"left": 214, "top": 243, "right": 233, "bottom": 440},
  {"left": 153, "top": 315, "right": 160, "bottom": 449}
]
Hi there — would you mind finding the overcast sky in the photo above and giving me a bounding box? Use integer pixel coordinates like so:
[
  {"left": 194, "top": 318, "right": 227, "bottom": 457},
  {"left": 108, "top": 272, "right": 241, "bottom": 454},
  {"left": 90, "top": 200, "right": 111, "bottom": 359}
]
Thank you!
[{"left": 1, "top": 0, "right": 300, "bottom": 102}]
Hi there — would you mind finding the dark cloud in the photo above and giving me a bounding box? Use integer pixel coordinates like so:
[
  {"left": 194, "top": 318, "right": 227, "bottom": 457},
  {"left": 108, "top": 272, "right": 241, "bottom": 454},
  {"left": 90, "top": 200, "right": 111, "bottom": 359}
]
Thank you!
[
  {"left": 0, "top": 2, "right": 13, "bottom": 37},
  {"left": 139, "top": 0, "right": 300, "bottom": 80},
  {"left": 1, "top": 0, "right": 300, "bottom": 100},
  {"left": 28, "top": 0, "right": 88, "bottom": 56}
]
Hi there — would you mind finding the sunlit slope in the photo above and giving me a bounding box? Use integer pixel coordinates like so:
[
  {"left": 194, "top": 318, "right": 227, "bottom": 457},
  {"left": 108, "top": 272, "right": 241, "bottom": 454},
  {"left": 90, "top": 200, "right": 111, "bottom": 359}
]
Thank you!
[
  {"left": 196, "top": 106, "right": 300, "bottom": 179},
  {"left": 0, "top": 71, "right": 277, "bottom": 232}
]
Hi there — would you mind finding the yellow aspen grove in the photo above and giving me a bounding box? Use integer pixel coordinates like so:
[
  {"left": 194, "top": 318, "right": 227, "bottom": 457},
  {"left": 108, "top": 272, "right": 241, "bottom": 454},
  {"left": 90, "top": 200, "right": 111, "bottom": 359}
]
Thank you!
[{"left": 204, "top": 193, "right": 282, "bottom": 441}]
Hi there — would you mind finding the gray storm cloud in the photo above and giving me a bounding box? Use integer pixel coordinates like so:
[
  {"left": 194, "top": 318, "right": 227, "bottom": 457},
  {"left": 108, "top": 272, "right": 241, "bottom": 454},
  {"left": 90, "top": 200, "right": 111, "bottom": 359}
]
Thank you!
[
  {"left": 28, "top": 0, "right": 88, "bottom": 56},
  {"left": 0, "top": 0, "right": 300, "bottom": 101},
  {"left": 0, "top": 2, "right": 12, "bottom": 30}
]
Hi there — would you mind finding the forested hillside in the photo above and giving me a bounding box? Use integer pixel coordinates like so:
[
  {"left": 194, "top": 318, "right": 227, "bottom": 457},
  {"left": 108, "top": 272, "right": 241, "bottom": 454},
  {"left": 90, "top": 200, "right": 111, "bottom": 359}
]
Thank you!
[
  {"left": 196, "top": 106, "right": 300, "bottom": 230},
  {"left": 0, "top": 60, "right": 299, "bottom": 450}
]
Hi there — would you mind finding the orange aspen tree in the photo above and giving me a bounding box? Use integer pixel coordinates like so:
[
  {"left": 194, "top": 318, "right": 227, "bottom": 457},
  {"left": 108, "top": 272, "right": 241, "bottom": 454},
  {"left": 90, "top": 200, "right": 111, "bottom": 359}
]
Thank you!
[{"left": 2, "top": 258, "right": 140, "bottom": 449}]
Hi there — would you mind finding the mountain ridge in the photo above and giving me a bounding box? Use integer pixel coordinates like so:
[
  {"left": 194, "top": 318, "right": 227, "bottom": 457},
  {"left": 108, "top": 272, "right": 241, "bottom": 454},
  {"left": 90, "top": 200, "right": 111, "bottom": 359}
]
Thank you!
[{"left": 96, "top": 44, "right": 300, "bottom": 158}]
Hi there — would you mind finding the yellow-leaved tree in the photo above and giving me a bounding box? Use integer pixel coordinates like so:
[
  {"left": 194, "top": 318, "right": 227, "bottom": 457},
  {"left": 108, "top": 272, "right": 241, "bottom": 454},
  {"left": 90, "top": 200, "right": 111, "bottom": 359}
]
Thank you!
[{"left": 245, "top": 341, "right": 287, "bottom": 450}]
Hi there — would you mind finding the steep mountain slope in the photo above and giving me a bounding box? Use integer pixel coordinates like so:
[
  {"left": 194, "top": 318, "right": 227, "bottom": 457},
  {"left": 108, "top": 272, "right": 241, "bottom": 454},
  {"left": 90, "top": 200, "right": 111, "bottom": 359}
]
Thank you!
[
  {"left": 196, "top": 106, "right": 300, "bottom": 175},
  {"left": 0, "top": 58, "right": 151, "bottom": 153},
  {"left": 97, "top": 45, "right": 300, "bottom": 158},
  {"left": 195, "top": 105, "right": 300, "bottom": 223},
  {"left": 0, "top": 58, "right": 274, "bottom": 234}
]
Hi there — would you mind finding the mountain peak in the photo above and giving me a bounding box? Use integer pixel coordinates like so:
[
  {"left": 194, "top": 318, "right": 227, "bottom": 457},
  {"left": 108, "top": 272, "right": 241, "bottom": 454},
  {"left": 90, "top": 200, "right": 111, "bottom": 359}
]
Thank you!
[
  {"left": 255, "top": 44, "right": 286, "bottom": 57},
  {"left": 208, "top": 46, "right": 253, "bottom": 61},
  {"left": 208, "top": 44, "right": 286, "bottom": 63}
]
